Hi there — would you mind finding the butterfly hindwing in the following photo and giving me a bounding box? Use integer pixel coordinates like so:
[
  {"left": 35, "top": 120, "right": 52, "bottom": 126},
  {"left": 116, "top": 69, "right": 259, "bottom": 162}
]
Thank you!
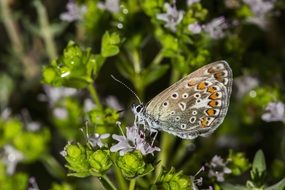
[{"left": 145, "top": 61, "right": 232, "bottom": 139}]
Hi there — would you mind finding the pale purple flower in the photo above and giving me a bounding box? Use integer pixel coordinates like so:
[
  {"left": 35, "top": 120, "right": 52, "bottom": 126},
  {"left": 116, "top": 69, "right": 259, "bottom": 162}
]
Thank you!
[
  {"left": 89, "top": 133, "right": 110, "bottom": 148},
  {"left": 105, "top": 96, "right": 123, "bottom": 110},
  {"left": 1, "top": 108, "right": 11, "bottom": 120},
  {"left": 53, "top": 107, "right": 68, "bottom": 119},
  {"left": 262, "top": 102, "right": 285, "bottom": 122},
  {"left": 203, "top": 17, "right": 229, "bottom": 39},
  {"left": 188, "top": 22, "right": 202, "bottom": 34},
  {"left": 206, "top": 155, "right": 231, "bottom": 182},
  {"left": 97, "top": 0, "right": 120, "bottom": 13},
  {"left": 110, "top": 125, "right": 160, "bottom": 156},
  {"left": 40, "top": 86, "right": 77, "bottom": 106},
  {"left": 27, "top": 121, "right": 41, "bottom": 131},
  {"left": 156, "top": 3, "right": 184, "bottom": 32},
  {"left": 28, "top": 177, "right": 40, "bottom": 190},
  {"left": 84, "top": 98, "right": 96, "bottom": 112},
  {"left": 243, "top": 0, "right": 276, "bottom": 29},
  {"left": 2, "top": 145, "right": 24, "bottom": 175},
  {"left": 60, "top": 0, "right": 87, "bottom": 22},
  {"left": 234, "top": 75, "right": 259, "bottom": 99},
  {"left": 187, "top": 0, "right": 200, "bottom": 6},
  {"left": 60, "top": 141, "right": 71, "bottom": 157},
  {"left": 224, "top": 0, "right": 241, "bottom": 9}
]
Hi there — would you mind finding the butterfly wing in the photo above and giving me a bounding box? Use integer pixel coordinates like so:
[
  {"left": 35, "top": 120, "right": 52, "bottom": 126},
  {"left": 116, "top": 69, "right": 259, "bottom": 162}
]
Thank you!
[{"left": 145, "top": 60, "right": 232, "bottom": 139}]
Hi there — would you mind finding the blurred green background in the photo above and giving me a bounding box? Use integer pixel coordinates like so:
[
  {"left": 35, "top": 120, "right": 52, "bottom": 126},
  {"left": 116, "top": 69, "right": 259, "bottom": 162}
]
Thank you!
[{"left": 0, "top": 0, "right": 285, "bottom": 189}]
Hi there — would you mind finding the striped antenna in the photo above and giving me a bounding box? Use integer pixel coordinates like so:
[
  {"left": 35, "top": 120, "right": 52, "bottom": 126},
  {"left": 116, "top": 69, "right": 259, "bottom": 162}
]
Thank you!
[{"left": 111, "top": 75, "right": 142, "bottom": 104}]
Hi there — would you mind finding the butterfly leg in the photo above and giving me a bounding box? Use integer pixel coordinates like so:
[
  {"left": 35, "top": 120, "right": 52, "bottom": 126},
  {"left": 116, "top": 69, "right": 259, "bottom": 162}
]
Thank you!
[{"left": 150, "top": 129, "right": 158, "bottom": 146}]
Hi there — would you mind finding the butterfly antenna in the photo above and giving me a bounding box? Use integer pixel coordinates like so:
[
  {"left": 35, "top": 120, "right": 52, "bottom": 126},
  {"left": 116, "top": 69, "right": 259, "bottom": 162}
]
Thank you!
[{"left": 111, "top": 75, "right": 142, "bottom": 104}]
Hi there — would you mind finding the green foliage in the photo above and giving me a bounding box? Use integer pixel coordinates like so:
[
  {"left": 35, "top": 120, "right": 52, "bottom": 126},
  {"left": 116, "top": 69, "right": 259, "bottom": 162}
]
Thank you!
[
  {"left": 101, "top": 31, "right": 120, "bottom": 57},
  {"left": 153, "top": 167, "right": 191, "bottom": 190},
  {"left": 0, "top": 162, "right": 28, "bottom": 190},
  {"left": 116, "top": 150, "right": 154, "bottom": 179},
  {"left": 1, "top": 0, "right": 285, "bottom": 189},
  {"left": 42, "top": 41, "right": 97, "bottom": 88},
  {"left": 228, "top": 150, "right": 251, "bottom": 176},
  {"left": 64, "top": 142, "right": 112, "bottom": 177}
]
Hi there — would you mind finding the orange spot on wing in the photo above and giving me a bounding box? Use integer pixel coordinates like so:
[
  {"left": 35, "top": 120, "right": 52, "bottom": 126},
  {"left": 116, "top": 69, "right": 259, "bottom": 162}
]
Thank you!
[
  {"left": 200, "top": 117, "right": 208, "bottom": 128},
  {"left": 187, "top": 80, "right": 196, "bottom": 86},
  {"left": 209, "top": 92, "right": 219, "bottom": 100},
  {"left": 206, "top": 109, "right": 216, "bottom": 116},
  {"left": 208, "top": 100, "right": 218, "bottom": 107},
  {"left": 197, "top": 81, "right": 207, "bottom": 90},
  {"left": 214, "top": 72, "right": 223, "bottom": 82},
  {"left": 207, "top": 86, "right": 217, "bottom": 93}
]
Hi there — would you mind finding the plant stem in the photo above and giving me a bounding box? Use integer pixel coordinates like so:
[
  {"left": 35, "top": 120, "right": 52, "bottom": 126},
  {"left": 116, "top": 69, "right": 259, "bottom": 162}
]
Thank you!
[
  {"left": 88, "top": 84, "right": 102, "bottom": 110},
  {"left": 113, "top": 164, "right": 128, "bottom": 190},
  {"left": 0, "top": 0, "right": 38, "bottom": 78},
  {"left": 129, "top": 179, "right": 136, "bottom": 190},
  {"left": 151, "top": 50, "right": 164, "bottom": 66},
  {"left": 101, "top": 175, "right": 117, "bottom": 190},
  {"left": 33, "top": 0, "right": 57, "bottom": 60},
  {"left": 155, "top": 133, "right": 175, "bottom": 179}
]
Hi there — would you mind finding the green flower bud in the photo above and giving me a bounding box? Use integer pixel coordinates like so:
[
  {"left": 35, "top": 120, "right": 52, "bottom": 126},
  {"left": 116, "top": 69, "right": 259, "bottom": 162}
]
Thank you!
[
  {"left": 117, "top": 150, "right": 146, "bottom": 178},
  {"left": 88, "top": 149, "right": 112, "bottom": 173},
  {"left": 156, "top": 167, "right": 191, "bottom": 190},
  {"left": 64, "top": 143, "right": 90, "bottom": 176},
  {"left": 13, "top": 129, "right": 50, "bottom": 162}
]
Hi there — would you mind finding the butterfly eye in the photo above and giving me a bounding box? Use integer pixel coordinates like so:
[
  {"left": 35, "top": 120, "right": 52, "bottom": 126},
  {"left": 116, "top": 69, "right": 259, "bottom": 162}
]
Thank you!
[{"left": 136, "top": 105, "right": 143, "bottom": 113}]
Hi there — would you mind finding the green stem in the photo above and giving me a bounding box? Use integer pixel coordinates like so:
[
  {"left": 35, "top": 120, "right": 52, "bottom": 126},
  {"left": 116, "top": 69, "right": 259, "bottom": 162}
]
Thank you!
[
  {"left": 88, "top": 84, "right": 103, "bottom": 110},
  {"left": 33, "top": 0, "right": 57, "bottom": 60},
  {"left": 100, "top": 175, "right": 117, "bottom": 190},
  {"left": 155, "top": 133, "right": 175, "bottom": 180},
  {"left": 0, "top": 0, "right": 38, "bottom": 78},
  {"left": 40, "top": 154, "right": 66, "bottom": 179},
  {"left": 129, "top": 179, "right": 136, "bottom": 190},
  {"left": 151, "top": 50, "right": 164, "bottom": 66},
  {"left": 113, "top": 164, "right": 128, "bottom": 190}
]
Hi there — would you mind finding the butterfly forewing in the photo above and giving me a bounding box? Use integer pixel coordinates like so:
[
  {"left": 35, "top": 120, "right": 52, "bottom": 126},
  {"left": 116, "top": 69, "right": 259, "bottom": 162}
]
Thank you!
[{"left": 145, "top": 61, "right": 232, "bottom": 139}]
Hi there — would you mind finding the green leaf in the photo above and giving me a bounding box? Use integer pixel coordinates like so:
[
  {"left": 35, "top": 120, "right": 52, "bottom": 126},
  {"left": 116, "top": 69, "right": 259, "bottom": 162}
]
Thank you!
[
  {"left": 266, "top": 178, "right": 285, "bottom": 190},
  {"left": 251, "top": 149, "right": 266, "bottom": 181},
  {"left": 101, "top": 31, "right": 120, "bottom": 57},
  {"left": 220, "top": 183, "right": 248, "bottom": 190}
]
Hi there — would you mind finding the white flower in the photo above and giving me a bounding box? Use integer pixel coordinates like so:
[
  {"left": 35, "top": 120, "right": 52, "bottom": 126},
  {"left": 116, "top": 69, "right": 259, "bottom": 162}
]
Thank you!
[
  {"left": 243, "top": 0, "right": 276, "bottom": 29},
  {"left": 40, "top": 85, "right": 77, "bottom": 106},
  {"left": 53, "top": 107, "right": 68, "bottom": 119},
  {"left": 156, "top": 3, "right": 184, "bottom": 32},
  {"left": 110, "top": 125, "right": 160, "bottom": 156},
  {"left": 206, "top": 155, "right": 231, "bottom": 182},
  {"left": 60, "top": 0, "right": 87, "bottom": 22},
  {"left": 187, "top": 0, "right": 200, "bottom": 6},
  {"left": 26, "top": 121, "right": 41, "bottom": 131},
  {"left": 28, "top": 177, "right": 40, "bottom": 190},
  {"left": 203, "top": 17, "right": 229, "bottom": 39},
  {"left": 234, "top": 75, "right": 259, "bottom": 99},
  {"left": 1, "top": 108, "right": 11, "bottom": 120},
  {"left": 89, "top": 133, "right": 110, "bottom": 148},
  {"left": 262, "top": 102, "right": 285, "bottom": 122},
  {"left": 84, "top": 98, "right": 96, "bottom": 112},
  {"left": 188, "top": 22, "right": 202, "bottom": 34},
  {"left": 105, "top": 96, "right": 123, "bottom": 110},
  {"left": 97, "top": 0, "right": 120, "bottom": 13},
  {"left": 2, "top": 145, "right": 24, "bottom": 175}
]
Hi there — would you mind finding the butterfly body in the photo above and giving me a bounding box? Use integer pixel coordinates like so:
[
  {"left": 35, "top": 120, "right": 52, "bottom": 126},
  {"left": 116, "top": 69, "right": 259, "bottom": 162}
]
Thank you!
[{"left": 132, "top": 61, "right": 233, "bottom": 139}]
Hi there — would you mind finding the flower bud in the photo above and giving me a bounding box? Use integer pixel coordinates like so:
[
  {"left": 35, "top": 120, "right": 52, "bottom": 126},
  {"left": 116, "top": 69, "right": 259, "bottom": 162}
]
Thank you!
[
  {"left": 88, "top": 149, "right": 112, "bottom": 173},
  {"left": 117, "top": 150, "right": 146, "bottom": 178}
]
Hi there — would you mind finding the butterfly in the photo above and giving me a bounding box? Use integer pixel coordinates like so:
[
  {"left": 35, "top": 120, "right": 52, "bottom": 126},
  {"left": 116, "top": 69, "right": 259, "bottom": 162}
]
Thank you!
[{"left": 131, "top": 60, "right": 232, "bottom": 139}]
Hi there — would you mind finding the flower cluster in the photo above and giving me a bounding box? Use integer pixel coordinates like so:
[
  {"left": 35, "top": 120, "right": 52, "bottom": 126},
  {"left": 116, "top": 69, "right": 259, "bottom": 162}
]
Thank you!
[{"left": 110, "top": 124, "right": 160, "bottom": 156}]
